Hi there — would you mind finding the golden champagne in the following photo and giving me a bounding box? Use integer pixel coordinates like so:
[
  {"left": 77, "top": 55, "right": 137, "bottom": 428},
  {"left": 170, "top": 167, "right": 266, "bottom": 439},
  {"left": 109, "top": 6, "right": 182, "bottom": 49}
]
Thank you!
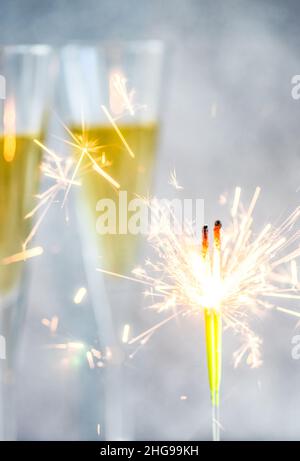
[
  {"left": 0, "top": 135, "right": 42, "bottom": 294},
  {"left": 72, "top": 123, "right": 159, "bottom": 273}
]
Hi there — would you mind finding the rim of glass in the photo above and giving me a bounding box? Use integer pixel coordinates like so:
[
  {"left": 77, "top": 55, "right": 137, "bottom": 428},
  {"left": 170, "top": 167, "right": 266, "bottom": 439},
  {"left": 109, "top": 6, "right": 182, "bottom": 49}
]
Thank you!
[
  {"left": 61, "top": 40, "right": 165, "bottom": 54},
  {"left": 0, "top": 44, "right": 54, "bottom": 56}
]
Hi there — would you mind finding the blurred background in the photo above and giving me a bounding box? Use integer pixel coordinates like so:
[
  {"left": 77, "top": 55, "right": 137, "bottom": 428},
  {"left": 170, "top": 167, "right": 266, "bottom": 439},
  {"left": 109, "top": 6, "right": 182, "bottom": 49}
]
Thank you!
[{"left": 1, "top": 0, "right": 300, "bottom": 440}]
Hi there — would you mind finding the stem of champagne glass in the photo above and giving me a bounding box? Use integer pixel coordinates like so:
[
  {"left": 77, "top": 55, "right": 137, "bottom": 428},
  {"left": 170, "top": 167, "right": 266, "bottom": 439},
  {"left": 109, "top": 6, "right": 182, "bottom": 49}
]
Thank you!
[{"left": 0, "top": 268, "right": 29, "bottom": 440}]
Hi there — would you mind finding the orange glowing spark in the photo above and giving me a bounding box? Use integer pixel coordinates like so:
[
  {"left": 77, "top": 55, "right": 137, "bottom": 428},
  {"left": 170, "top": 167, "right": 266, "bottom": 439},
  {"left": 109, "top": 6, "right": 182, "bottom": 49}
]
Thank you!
[
  {"left": 41, "top": 316, "right": 59, "bottom": 334},
  {"left": 3, "top": 97, "right": 16, "bottom": 162},
  {"left": 41, "top": 318, "right": 50, "bottom": 327},
  {"left": 45, "top": 342, "right": 85, "bottom": 352},
  {"left": 1, "top": 246, "right": 43, "bottom": 265},
  {"left": 42, "top": 316, "right": 59, "bottom": 333},
  {"left": 67, "top": 342, "right": 85, "bottom": 351}
]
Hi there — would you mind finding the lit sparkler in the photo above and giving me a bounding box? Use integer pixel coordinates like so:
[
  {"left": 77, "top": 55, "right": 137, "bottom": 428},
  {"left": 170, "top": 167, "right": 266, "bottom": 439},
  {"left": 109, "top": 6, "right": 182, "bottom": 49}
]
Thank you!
[
  {"left": 23, "top": 118, "right": 121, "bottom": 249},
  {"left": 98, "top": 186, "right": 300, "bottom": 440},
  {"left": 23, "top": 70, "right": 139, "bottom": 251},
  {"left": 202, "top": 222, "right": 222, "bottom": 441},
  {"left": 23, "top": 140, "right": 78, "bottom": 249}
]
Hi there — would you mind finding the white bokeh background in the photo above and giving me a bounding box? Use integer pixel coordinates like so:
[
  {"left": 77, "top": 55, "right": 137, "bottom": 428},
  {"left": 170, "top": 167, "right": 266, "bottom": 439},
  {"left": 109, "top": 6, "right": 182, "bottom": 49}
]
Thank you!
[{"left": 1, "top": 0, "right": 300, "bottom": 440}]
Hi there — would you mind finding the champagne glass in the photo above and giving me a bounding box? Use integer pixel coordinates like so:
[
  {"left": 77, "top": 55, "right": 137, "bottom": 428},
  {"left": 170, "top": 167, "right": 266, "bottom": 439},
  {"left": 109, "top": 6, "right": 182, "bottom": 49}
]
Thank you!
[
  {"left": 0, "top": 45, "right": 56, "bottom": 440},
  {"left": 61, "top": 41, "right": 165, "bottom": 439}
]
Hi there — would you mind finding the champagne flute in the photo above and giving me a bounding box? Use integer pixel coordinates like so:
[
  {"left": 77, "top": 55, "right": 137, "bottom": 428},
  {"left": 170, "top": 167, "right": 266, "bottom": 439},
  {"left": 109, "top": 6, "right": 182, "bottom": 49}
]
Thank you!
[
  {"left": 62, "top": 41, "right": 165, "bottom": 439},
  {"left": 0, "top": 45, "right": 56, "bottom": 440}
]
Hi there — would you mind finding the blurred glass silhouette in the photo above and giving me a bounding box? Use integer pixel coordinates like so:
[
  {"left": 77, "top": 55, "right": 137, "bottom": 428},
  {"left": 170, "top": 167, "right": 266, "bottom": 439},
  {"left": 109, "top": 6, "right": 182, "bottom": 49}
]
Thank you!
[
  {"left": 62, "top": 41, "right": 165, "bottom": 439},
  {"left": 0, "top": 45, "right": 56, "bottom": 440}
]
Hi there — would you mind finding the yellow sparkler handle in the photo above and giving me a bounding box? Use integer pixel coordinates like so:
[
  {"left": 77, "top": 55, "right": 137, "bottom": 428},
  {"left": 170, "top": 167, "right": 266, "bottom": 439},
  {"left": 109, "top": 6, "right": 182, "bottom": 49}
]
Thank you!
[
  {"left": 204, "top": 308, "right": 222, "bottom": 407},
  {"left": 202, "top": 222, "right": 222, "bottom": 409}
]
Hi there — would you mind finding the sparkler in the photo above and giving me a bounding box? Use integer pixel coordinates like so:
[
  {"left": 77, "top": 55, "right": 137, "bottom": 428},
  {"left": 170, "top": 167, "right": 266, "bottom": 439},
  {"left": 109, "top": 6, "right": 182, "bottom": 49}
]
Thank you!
[
  {"left": 202, "top": 222, "right": 222, "bottom": 441},
  {"left": 22, "top": 116, "right": 121, "bottom": 250},
  {"left": 21, "top": 70, "right": 138, "bottom": 253},
  {"left": 98, "top": 186, "right": 300, "bottom": 440}
]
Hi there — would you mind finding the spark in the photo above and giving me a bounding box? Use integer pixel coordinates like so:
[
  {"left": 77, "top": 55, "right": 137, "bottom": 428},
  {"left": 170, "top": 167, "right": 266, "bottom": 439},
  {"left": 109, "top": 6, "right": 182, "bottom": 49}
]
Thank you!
[
  {"left": 109, "top": 71, "right": 135, "bottom": 116},
  {"left": 24, "top": 70, "right": 139, "bottom": 248},
  {"left": 23, "top": 139, "right": 78, "bottom": 249},
  {"left": 73, "top": 287, "right": 87, "bottom": 305},
  {"left": 41, "top": 316, "right": 59, "bottom": 334},
  {"left": 57, "top": 118, "right": 121, "bottom": 208},
  {"left": 1, "top": 246, "right": 43, "bottom": 265},
  {"left": 41, "top": 315, "right": 59, "bottom": 334},
  {"left": 276, "top": 306, "right": 300, "bottom": 318},
  {"left": 122, "top": 324, "right": 131, "bottom": 344},
  {"left": 100, "top": 187, "right": 300, "bottom": 368},
  {"left": 66, "top": 342, "right": 85, "bottom": 351},
  {"left": 50, "top": 316, "right": 59, "bottom": 334},
  {"left": 169, "top": 169, "right": 184, "bottom": 190},
  {"left": 219, "top": 194, "right": 227, "bottom": 205},
  {"left": 105, "top": 347, "right": 112, "bottom": 361},
  {"left": 101, "top": 105, "right": 135, "bottom": 158},
  {"left": 24, "top": 124, "right": 119, "bottom": 248},
  {"left": 42, "top": 313, "right": 110, "bottom": 371},
  {"left": 41, "top": 318, "right": 50, "bottom": 328},
  {"left": 46, "top": 342, "right": 85, "bottom": 351},
  {"left": 86, "top": 350, "right": 95, "bottom": 369}
]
